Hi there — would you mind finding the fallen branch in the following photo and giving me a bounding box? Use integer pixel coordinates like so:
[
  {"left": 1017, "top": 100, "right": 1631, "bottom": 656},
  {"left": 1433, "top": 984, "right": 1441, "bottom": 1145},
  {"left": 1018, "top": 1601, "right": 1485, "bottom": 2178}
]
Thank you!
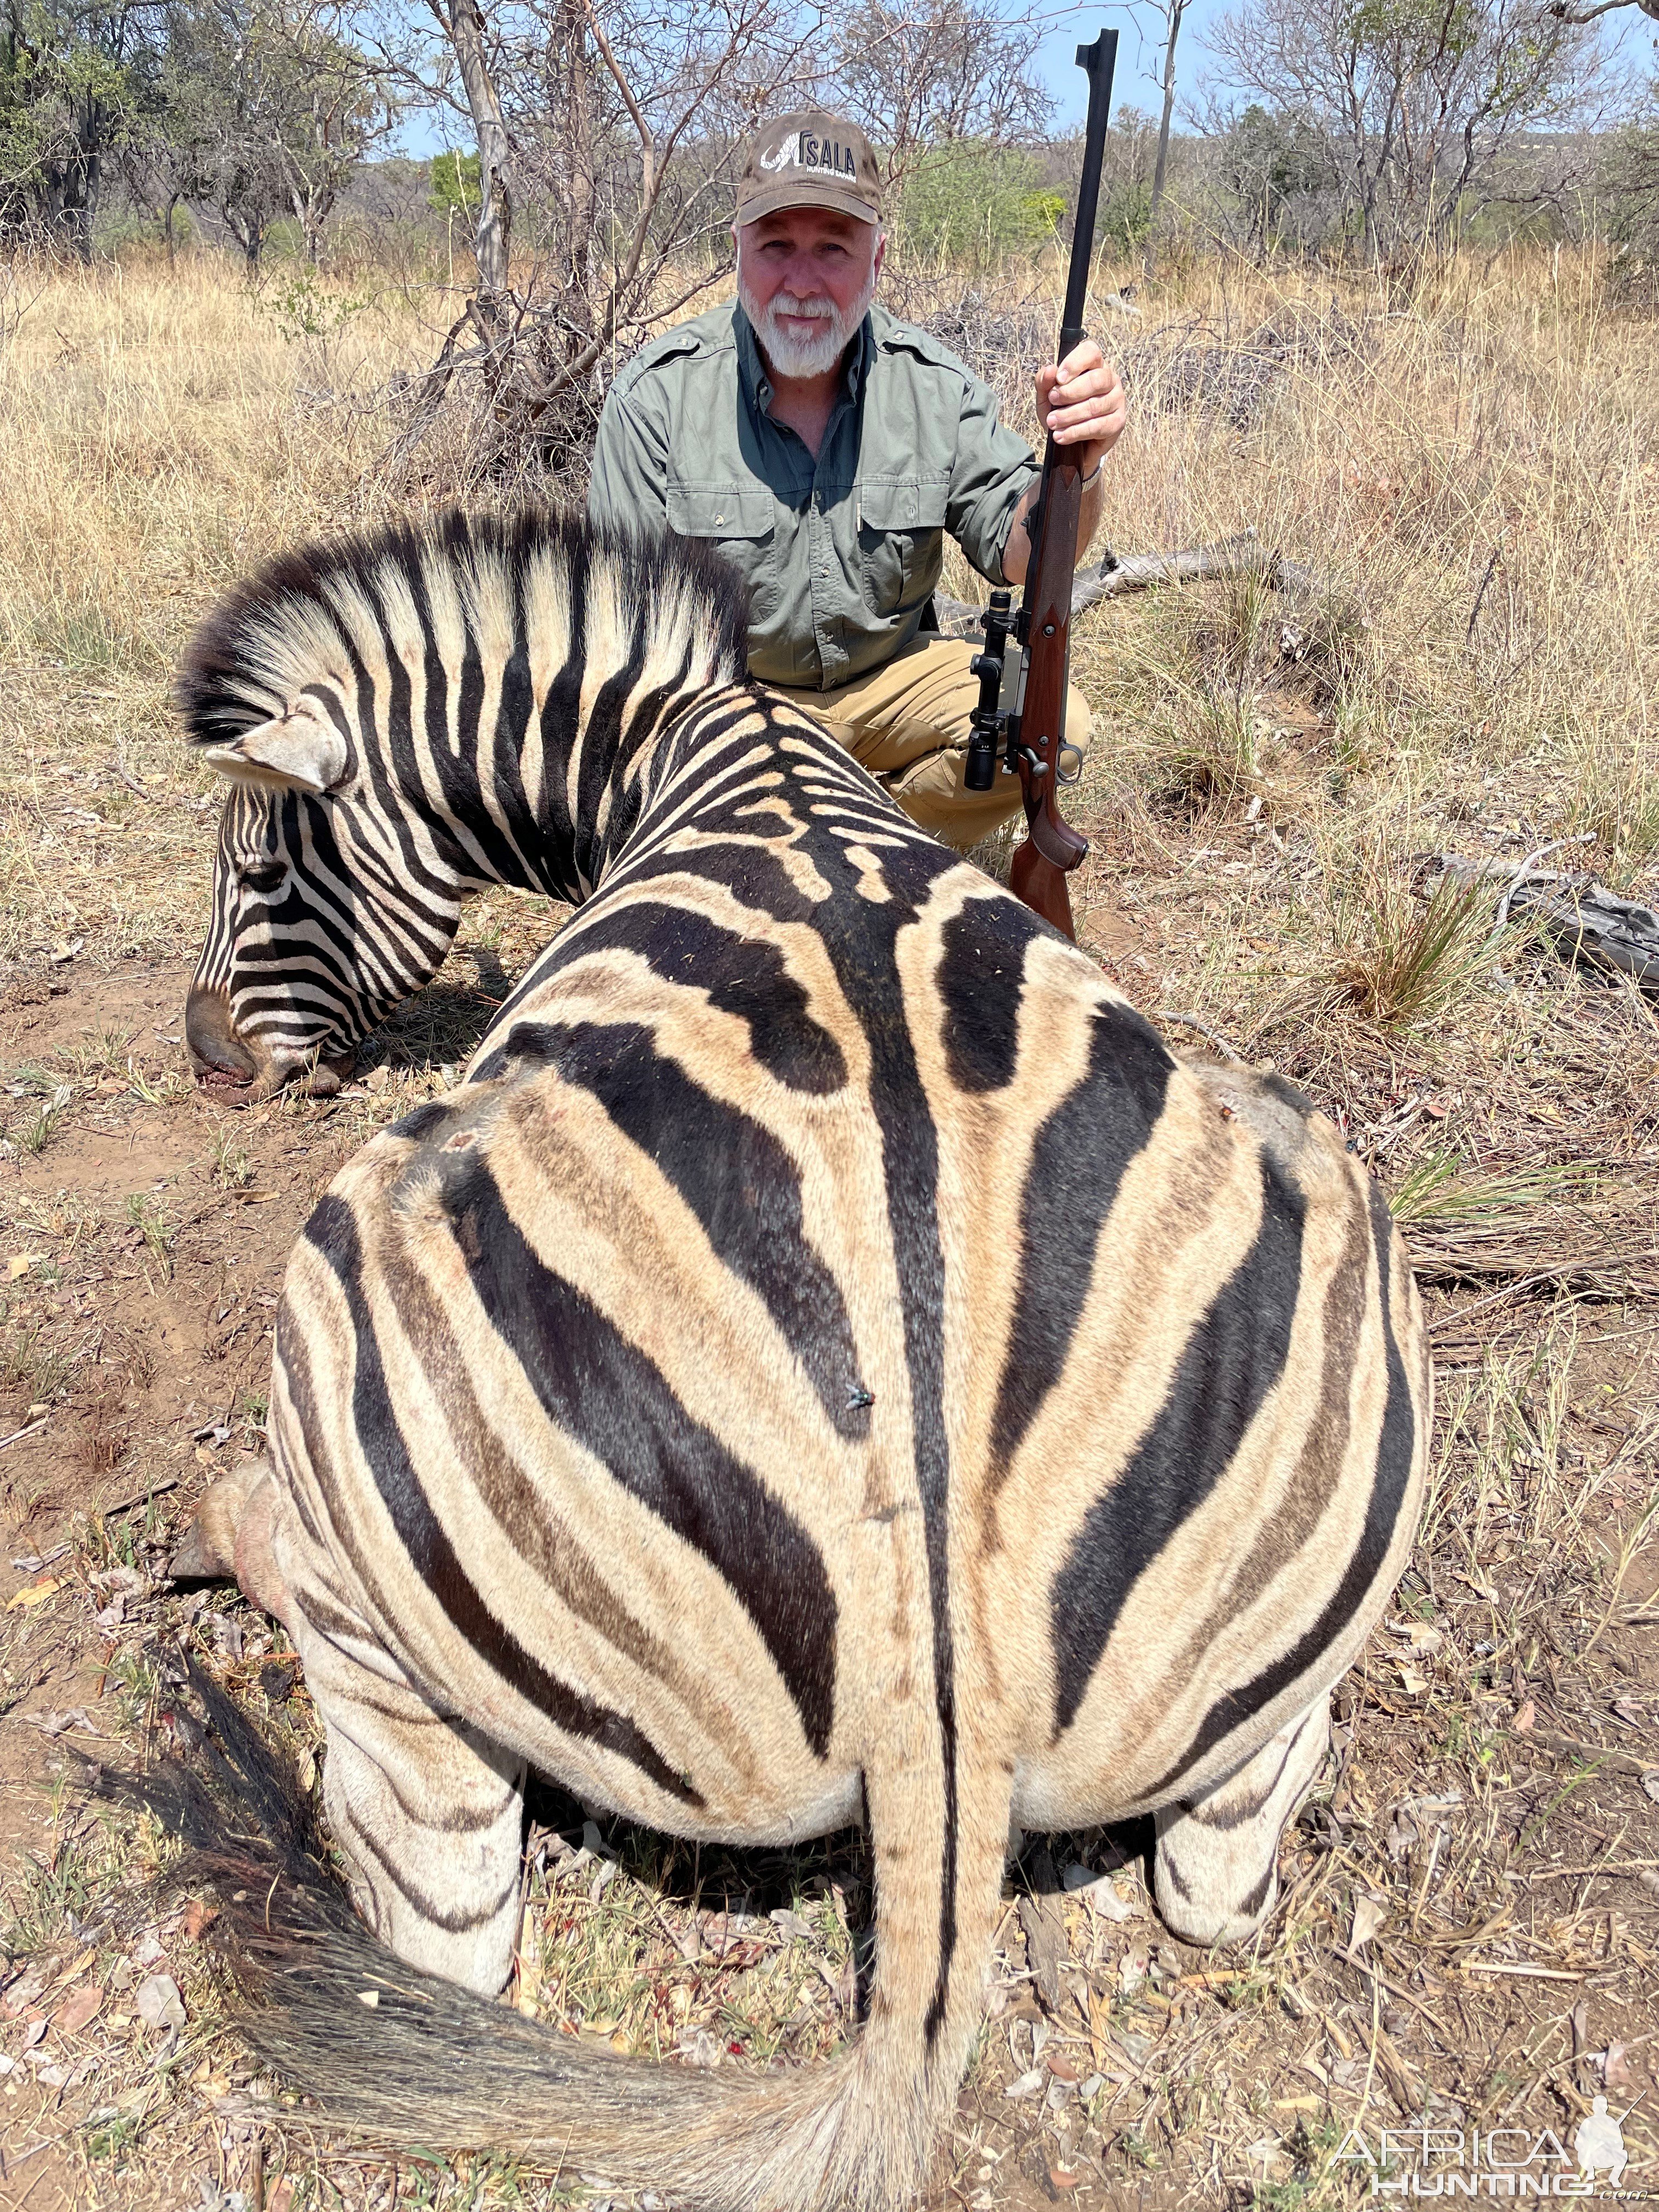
[
  {"left": 1438, "top": 852, "right": 1659, "bottom": 994},
  {"left": 933, "top": 528, "right": 1321, "bottom": 638}
]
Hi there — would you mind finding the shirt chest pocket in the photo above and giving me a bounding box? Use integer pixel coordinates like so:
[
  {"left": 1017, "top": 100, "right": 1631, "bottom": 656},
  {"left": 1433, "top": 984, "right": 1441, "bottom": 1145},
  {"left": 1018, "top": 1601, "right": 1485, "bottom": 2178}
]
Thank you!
[
  {"left": 665, "top": 487, "right": 775, "bottom": 621},
  {"left": 857, "top": 479, "right": 949, "bottom": 619}
]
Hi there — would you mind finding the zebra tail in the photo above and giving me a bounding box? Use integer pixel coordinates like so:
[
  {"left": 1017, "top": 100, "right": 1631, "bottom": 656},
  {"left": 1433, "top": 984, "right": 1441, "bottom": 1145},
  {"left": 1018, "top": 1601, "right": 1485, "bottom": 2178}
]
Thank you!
[{"left": 122, "top": 1666, "right": 1012, "bottom": 2212}]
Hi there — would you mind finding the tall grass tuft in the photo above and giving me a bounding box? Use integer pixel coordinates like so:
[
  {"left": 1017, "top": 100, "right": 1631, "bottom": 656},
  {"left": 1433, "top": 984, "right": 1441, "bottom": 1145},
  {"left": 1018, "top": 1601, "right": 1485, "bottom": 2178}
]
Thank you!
[{"left": 1322, "top": 860, "right": 1502, "bottom": 1029}]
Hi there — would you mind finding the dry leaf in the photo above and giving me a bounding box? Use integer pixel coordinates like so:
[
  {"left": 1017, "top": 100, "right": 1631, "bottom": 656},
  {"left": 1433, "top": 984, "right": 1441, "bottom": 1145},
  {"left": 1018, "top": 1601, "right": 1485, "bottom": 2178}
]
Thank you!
[
  {"left": 1003, "top": 2069, "right": 1044, "bottom": 2100},
  {"left": 55, "top": 1985, "right": 103, "bottom": 2035},
  {"left": 181, "top": 1900, "right": 217, "bottom": 1943},
  {"left": 1047, "top": 2166, "right": 1082, "bottom": 2191},
  {"left": 1604, "top": 2042, "right": 1635, "bottom": 2091},
  {"left": 6, "top": 1253, "right": 46, "bottom": 1280},
  {"left": 1350, "top": 1895, "right": 1388, "bottom": 1952},
  {"left": 5, "top": 1578, "right": 62, "bottom": 1611},
  {"left": 1513, "top": 1699, "right": 1537, "bottom": 1735},
  {"left": 1641, "top": 1771, "right": 1659, "bottom": 1805},
  {"left": 1397, "top": 1662, "right": 1429, "bottom": 1695},
  {"left": 1047, "top": 2053, "right": 1080, "bottom": 2083},
  {"left": 134, "top": 1973, "right": 184, "bottom": 2032}
]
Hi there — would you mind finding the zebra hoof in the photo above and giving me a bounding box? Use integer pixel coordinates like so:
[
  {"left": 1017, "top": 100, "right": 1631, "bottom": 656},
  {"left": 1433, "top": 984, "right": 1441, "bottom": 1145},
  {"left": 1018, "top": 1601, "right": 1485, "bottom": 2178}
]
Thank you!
[{"left": 169, "top": 1457, "right": 273, "bottom": 1583}]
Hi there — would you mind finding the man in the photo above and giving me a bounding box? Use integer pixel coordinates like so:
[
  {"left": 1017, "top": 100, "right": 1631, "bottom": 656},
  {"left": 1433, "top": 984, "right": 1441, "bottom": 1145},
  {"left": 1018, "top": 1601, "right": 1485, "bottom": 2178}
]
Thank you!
[{"left": 588, "top": 109, "right": 1126, "bottom": 851}]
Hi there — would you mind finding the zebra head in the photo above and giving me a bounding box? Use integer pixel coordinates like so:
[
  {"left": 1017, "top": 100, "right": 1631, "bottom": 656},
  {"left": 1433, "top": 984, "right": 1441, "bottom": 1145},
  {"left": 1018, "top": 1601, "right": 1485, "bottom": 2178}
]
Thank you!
[
  {"left": 181, "top": 515, "right": 750, "bottom": 1102},
  {"left": 186, "top": 770, "right": 465, "bottom": 1103},
  {"left": 181, "top": 532, "right": 471, "bottom": 1102}
]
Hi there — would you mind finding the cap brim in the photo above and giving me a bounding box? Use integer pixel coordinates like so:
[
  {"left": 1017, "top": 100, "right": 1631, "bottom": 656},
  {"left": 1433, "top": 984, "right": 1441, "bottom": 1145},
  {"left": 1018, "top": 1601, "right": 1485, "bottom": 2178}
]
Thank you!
[{"left": 736, "top": 181, "right": 880, "bottom": 227}]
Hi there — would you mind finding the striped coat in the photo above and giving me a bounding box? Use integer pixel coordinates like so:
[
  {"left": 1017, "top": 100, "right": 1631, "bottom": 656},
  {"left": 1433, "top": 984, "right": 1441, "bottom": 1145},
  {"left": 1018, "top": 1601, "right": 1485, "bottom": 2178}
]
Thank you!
[{"left": 174, "top": 515, "right": 1429, "bottom": 2211}]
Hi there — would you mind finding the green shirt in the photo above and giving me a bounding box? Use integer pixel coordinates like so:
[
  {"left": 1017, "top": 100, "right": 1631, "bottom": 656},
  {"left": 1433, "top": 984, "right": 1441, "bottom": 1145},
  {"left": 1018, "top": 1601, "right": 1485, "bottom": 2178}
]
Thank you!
[{"left": 587, "top": 300, "right": 1037, "bottom": 691}]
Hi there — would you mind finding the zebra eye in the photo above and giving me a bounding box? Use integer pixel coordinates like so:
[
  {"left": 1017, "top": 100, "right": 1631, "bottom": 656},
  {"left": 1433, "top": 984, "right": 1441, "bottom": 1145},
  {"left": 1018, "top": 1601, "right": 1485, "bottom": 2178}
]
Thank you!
[{"left": 239, "top": 860, "right": 287, "bottom": 896}]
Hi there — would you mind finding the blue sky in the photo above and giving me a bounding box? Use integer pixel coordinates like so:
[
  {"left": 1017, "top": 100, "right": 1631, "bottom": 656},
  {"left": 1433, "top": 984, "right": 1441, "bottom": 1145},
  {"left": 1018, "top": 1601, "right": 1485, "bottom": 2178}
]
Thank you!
[
  {"left": 396, "top": 1, "right": 1657, "bottom": 161},
  {"left": 1031, "top": 0, "right": 1658, "bottom": 127}
]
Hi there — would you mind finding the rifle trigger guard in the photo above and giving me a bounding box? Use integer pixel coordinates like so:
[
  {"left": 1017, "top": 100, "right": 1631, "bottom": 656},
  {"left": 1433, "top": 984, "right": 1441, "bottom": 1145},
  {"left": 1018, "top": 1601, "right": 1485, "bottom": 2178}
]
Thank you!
[{"left": 1056, "top": 742, "right": 1084, "bottom": 787}]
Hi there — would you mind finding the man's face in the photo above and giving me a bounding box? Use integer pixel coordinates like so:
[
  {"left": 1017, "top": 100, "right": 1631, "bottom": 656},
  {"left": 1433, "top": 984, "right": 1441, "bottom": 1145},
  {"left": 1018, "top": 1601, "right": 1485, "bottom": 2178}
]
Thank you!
[{"left": 735, "top": 206, "right": 884, "bottom": 378}]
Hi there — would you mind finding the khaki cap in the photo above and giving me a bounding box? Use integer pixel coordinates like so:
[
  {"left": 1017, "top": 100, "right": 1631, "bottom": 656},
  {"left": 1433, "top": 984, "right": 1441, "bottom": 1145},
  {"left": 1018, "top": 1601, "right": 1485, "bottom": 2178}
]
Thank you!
[{"left": 736, "top": 111, "right": 883, "bottom": 227}]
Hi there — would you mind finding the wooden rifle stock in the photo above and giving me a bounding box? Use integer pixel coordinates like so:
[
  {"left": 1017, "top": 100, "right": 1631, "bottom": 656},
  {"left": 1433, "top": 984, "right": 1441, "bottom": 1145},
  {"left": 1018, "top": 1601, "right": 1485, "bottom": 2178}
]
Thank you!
[{"left": 1007, "top": 27, "right": 1118, "bottom": 940}]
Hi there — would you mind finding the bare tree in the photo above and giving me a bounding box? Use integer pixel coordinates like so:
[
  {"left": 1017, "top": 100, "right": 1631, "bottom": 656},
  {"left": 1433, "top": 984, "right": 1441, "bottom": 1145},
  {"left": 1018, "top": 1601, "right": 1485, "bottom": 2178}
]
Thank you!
[
  {"left": 380, "top": 0, "right": 823, "bottom": 489},
  {"left": 1205, "top": 0, "right": 1610, "bottom": 262},
  {"left": 832, "top": 0, "right": 1050, "bottom": 182},
  {"left": 1548, "top": 0, "right": 1656, "bottom": 21}
]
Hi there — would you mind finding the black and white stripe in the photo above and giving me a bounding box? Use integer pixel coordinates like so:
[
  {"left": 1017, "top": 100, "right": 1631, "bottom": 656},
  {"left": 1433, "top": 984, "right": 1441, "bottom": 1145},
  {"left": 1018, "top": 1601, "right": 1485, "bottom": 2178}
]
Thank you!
[{"left": 174, "top": 513, "right": 1431, "bottom": 2212}]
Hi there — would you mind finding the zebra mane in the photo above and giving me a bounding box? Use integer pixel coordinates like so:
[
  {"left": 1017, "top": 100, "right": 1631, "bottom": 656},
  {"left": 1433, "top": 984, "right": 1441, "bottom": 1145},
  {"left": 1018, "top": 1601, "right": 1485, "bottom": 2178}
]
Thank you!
[{"left": 176, "top": 509, "right": 753, "bottom": 753}]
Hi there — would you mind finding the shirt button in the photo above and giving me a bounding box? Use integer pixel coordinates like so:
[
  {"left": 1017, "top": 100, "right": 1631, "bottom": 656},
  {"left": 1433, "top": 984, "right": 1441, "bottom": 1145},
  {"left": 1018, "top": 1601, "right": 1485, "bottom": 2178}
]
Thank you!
[{"left": 714, "top": 513, "right": 725, "bottom": 524}]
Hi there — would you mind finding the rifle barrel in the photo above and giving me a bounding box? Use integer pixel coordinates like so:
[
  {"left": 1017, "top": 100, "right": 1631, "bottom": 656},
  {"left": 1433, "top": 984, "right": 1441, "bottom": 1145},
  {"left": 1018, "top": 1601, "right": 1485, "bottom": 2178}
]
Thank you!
[{"left": 1058, "top": 30, "right": 1119, "bottom": 357}]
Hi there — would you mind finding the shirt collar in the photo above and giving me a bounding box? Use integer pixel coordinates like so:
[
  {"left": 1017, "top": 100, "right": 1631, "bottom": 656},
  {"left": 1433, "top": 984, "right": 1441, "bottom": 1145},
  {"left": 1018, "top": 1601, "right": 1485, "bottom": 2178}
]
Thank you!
[{"left": 735, "top": 302, "right": 874, "bottom": 416}]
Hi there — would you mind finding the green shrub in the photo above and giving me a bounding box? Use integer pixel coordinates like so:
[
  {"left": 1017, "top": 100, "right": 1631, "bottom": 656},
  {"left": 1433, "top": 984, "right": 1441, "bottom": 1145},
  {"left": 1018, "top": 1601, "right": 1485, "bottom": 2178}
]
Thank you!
[
  {"left": 895, "top": 141, "right": 1061, "bottom": 272},
  {"left": 430, "top": 149, "right": 481, "bottom": 217}
]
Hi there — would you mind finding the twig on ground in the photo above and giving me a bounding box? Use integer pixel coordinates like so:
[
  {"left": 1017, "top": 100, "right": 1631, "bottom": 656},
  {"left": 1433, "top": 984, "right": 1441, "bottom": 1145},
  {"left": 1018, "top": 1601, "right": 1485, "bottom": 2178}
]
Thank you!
[
  {"left": 1154, "top": 1009, "right": 1243, "bottom": 1062},
  {"left": 91, "top": 1474, "right": 181, "bottom": 1520}
]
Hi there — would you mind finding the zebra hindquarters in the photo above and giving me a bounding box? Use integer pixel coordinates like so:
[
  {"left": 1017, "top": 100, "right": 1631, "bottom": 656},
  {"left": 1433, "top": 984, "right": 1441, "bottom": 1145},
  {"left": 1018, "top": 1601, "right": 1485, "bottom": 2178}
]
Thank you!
[{"left": 1152, "top": 1688, "right": 1330, "bottom": 1948}]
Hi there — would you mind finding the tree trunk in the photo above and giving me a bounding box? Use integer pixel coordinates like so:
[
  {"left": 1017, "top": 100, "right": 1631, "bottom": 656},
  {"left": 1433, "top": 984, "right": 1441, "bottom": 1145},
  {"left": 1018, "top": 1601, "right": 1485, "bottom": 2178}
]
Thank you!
[
  {"left": 448, "top": 0, "right": 514, "bottom": 312},
  {"left": 1149, "top": 0, "right": 1185, "bottom": 225},
  {"left": 556, "top": 0, "right": 598, "bottom": 342},
  {"left": 164, "top": 191, "right": 180, "bottom": 265}
]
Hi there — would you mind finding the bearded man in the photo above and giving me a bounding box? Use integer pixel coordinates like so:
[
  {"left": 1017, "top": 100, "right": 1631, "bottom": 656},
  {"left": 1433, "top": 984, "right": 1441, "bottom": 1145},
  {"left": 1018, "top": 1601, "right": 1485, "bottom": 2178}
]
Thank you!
[{"left": 587, "top": 110, "right": 1126, "bottom": 851}]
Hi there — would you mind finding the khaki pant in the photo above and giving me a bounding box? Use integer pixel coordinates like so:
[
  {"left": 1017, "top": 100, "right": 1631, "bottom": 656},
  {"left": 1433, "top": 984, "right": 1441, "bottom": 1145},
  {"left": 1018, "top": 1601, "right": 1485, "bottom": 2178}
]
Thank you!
[{"left": 775, "top": 637, "right": 1094, "bottom": 853}]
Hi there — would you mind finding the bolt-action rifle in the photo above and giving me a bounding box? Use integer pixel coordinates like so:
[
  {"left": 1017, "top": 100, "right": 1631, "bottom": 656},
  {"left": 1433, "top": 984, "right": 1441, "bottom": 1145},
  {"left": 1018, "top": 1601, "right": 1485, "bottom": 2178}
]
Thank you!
[{"left": 963, "top": 27, "right": 1118, "bottom": 941}]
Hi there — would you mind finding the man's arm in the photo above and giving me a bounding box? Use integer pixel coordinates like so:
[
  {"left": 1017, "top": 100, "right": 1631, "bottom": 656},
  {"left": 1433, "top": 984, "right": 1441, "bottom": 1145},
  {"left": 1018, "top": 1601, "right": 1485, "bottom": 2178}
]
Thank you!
[
  {"left": 588, "top": 379, "right": 673, "bottom": 537},
  {"left": 1000, "top": 340, "right": 1126, "bottom": 587}
]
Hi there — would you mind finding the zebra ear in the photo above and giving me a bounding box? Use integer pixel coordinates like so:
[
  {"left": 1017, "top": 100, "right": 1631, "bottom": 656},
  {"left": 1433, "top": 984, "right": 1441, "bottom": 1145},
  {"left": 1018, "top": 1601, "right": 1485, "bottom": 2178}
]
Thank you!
[{"left": 201, "top": 699, "right": 348, "bottom": 795}]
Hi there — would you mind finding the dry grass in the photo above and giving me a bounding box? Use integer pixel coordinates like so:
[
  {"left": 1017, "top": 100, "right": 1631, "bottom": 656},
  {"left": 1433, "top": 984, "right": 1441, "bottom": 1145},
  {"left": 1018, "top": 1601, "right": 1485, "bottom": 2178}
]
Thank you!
[{"left": 0, "top": 239, "right": 1655, "bottom": 2212}]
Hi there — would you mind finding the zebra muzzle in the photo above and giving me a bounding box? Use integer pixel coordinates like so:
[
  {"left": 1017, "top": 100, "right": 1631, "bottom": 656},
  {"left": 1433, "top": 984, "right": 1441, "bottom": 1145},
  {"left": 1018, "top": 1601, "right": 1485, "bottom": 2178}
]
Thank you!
[{"left": 185, "top": 982, "right": 263, "bottom": 1099}]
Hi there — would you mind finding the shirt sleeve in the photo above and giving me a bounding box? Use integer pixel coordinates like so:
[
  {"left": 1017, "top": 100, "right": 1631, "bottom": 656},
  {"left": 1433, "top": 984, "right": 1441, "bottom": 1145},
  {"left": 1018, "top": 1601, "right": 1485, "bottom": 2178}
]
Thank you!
[
  {"left": 947, "top": 373, "right": 1038, "bottom": 588},
  {"left": 588, "top": 375, "right": 672, "bottom": 539}
]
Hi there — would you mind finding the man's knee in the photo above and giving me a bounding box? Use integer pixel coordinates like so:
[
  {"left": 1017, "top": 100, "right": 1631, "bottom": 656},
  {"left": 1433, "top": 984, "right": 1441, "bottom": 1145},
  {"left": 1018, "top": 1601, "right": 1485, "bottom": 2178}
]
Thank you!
[{"left": 1066, "top": 684, "right": 1093, "bottom": 757}]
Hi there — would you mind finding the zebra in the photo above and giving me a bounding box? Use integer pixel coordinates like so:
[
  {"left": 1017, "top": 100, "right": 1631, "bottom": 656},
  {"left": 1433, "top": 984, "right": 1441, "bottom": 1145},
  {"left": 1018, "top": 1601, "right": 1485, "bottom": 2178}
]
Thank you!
[{"left": 171, "top": 510, "right": 1429, "bottom": 2212}]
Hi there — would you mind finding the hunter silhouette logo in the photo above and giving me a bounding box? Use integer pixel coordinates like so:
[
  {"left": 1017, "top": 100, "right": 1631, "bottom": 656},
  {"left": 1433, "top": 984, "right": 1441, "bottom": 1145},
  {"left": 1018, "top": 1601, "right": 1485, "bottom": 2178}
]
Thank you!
[
  {"left": 1575, "top": 2099, "right": 1628, "bottom": 2188},
  {"left": 1334, "top": 2113, "right": 1644, "bottom": 2195},
  {"left": 759, "top": 129, "right": 859, "bottom": 176}
]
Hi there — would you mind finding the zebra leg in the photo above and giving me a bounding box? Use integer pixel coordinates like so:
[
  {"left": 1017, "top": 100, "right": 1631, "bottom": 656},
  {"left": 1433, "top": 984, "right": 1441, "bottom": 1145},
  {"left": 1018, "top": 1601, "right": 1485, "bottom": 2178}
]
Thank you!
[
  {"left": 1152, "top": 1689, "right": 1330, "bottom": 1948},
  {"left": 305, "top": 1637, "right": 527, "bottom": 1997}
]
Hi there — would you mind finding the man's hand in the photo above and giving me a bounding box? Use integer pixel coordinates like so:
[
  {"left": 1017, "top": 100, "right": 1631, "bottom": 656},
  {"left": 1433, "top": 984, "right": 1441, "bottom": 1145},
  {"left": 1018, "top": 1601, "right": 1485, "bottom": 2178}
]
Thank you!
[
  {"left": 1034, "top": 340, "right": 1125, "bottom": 476},
  {"left": 1002, "top": 341, "right": 1124, "bottom": 585}
]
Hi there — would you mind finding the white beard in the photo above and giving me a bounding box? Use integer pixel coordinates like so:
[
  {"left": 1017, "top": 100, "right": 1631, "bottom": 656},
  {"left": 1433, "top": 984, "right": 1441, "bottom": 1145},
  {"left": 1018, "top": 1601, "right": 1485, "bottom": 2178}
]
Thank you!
[{"left": 738, "top": 270, "right": 876, "bottom": 379}]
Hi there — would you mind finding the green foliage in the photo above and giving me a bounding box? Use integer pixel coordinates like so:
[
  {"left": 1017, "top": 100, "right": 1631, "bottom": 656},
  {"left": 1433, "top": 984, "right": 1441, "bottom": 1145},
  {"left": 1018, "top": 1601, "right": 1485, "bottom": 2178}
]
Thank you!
[
  {"left": 0, "top": 0, "right": 159, "bottom": 253},
  {"left": 1097, "top": 173, "right": 1153, "bottom": 249},
  {"left": 257, "top": 265, "right": 369, "bottom": 342},
  {"left": 895, "top": 140, "right": 1060, "bottom": 271},
  {"left": 1221, "top": 105, "right": 1335, "bottom": 252},
  {"left": 429, "top": 147, "right": 480, "bottom": 216}
]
